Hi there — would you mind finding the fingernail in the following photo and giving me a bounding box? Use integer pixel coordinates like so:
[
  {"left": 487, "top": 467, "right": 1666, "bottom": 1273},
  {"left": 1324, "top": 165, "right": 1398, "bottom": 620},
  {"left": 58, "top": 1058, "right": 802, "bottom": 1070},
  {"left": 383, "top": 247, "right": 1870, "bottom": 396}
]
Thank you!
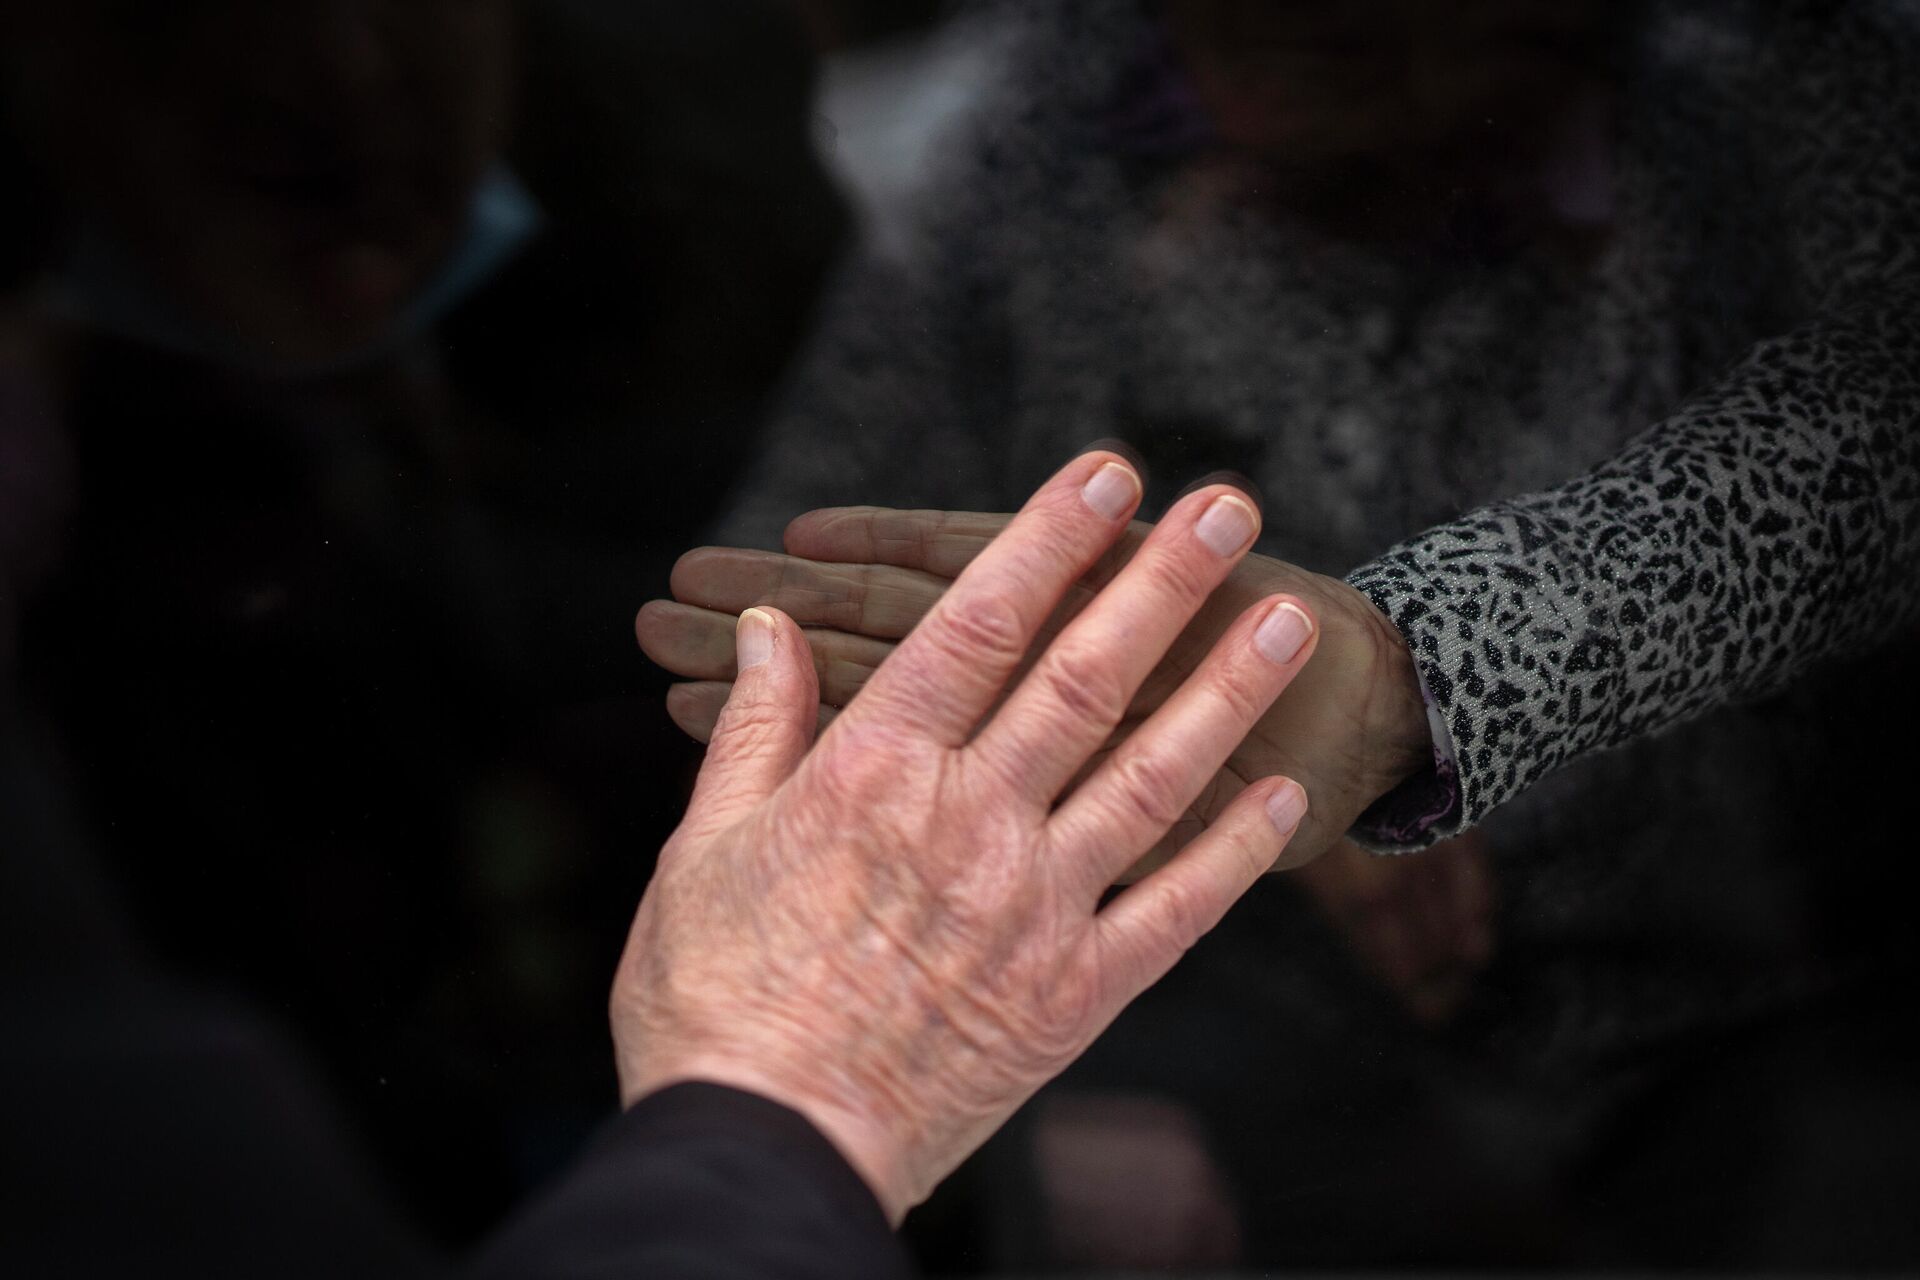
[
  {"left": 1173, "top": 469, "right": 1265, "bottom": 515},
  {"left": 736, "top": 608, "right": 774, "bottom": 669},
  {"left": 1080, "top": 461, "right": 1140, "bottom": 520},
  {"left": 1266, "top": 780, "right": 1308, "bottom": 834},
  {"left": 1195, "top": 494, "right": 1258, "bottom": 556},
  {"left": 1077, "top": 437, "right": 1149, "bottom": 478},
  {"left": 1254, "top": 601, "right": 1312, "bottom": 664}
]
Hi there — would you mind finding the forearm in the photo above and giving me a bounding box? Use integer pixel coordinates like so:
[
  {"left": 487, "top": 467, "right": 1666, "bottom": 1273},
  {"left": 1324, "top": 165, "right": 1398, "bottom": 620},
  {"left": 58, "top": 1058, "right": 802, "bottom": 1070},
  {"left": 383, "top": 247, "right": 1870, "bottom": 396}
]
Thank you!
[{"left": 1348, "top": 284, "right": 1920, "bottom": 842}]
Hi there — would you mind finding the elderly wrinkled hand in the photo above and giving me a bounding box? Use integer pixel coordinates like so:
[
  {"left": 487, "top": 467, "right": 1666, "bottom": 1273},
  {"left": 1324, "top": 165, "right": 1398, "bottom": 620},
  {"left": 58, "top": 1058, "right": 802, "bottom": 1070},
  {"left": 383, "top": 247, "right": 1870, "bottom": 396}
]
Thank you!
[
  {"left": 615, "top": 453, "right": 1318, "bottom": 1223},
  {"left": 638, "top": 505, "right": 1431, "bottom": 874}
]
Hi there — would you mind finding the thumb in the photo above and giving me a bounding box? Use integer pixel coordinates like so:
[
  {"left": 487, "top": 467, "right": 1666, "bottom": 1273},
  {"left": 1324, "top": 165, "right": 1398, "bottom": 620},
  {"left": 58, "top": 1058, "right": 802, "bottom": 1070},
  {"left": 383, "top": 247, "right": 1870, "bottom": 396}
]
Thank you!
[{"left": 682, "top": 607, "right": 820, "bottom": 827}]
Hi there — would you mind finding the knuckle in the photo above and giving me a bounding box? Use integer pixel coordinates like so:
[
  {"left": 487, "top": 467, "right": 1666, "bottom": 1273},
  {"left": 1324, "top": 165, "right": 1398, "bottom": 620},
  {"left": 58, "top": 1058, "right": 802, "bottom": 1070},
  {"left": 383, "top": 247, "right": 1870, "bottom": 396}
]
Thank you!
[
  {"left": 988, "top": 964, "right": 1099, "bottom": 1060},
  {"left": 1148, "top": 876, "right": 1211, "bottom": 952},
  {"left": 898, "top": 511, "right": 945, "bottom": 569},
  {"left": 804, "top": 754, "right": 875, "bottom": 813},
  {"left": 958, "top": 734, "right": 1044, "bottom": 806},
  {"left": 1043, "top": 970, "right": 1104, "bottom": 1036},
  {"left": 1036, "top": 643, "right": 1133, "bottom": 729},
  {"left": 1104, "top": 924, "right": 1168, "bottom": 995},
  {"left": 843, "top": 571, "right": 873, "bottom": 629},
  {"left": 869, "top": 661, "right": 947, "bottom": 727},
  {"left": 770, "top": 562, "right": 835, "bottom": 627},
  {"left": 711, "top": 699, "right": 791, "bottom": 757},
  {"left": 1222, "top": 822, "right": 1278, "bottom": 884},
  {"left": 1027, "top": 1013, "right": 1092, "bottom": 1070},
  {"left": 928, "top": 592, "right": 1027, "bottom": 667},
  {"left": 810, "top": 721, "right": 911, "bottom": 800},
  {"left": 1140, "top": 544, "right": 1217, "bottom": 605},
  {"left": 1108, "top": 749, "right": 1192, "bottom": 833},
  {"left": 1204, "top": 659, "right": 1273, "bottom": 725}
]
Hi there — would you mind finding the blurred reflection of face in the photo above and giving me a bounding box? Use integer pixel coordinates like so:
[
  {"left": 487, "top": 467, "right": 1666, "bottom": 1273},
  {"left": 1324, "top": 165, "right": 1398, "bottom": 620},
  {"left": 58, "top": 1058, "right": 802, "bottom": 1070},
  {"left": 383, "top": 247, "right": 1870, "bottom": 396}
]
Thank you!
[
  {"left": 18, "top": 0, "right": 513, "bottom": 361},
  {"left": 1164, "top": 0, "right": 1612, "bottom": 167}
]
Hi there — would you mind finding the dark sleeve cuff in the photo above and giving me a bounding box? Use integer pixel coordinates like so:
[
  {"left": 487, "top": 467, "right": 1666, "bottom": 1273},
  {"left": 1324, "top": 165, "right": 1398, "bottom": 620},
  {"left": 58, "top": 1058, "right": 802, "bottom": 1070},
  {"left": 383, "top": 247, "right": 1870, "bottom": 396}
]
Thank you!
[{"left": 471, "top": 1082, "right": 913, "bottom": 1279}]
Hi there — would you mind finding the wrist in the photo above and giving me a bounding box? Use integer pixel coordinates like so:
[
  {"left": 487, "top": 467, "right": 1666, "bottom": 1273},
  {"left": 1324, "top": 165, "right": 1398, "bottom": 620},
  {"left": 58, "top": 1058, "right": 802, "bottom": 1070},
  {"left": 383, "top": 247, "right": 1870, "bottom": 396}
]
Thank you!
[
  {"left": 1349, "top": 585, "right": 1437, "bottom": 801},
  {"left": 1379, "top": 622, "right": 1435, "bottom": 779}
]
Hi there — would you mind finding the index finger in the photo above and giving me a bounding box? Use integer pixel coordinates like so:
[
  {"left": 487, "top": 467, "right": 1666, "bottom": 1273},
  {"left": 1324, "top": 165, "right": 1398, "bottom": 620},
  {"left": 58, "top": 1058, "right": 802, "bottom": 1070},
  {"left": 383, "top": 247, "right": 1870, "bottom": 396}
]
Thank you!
[{"left": 853, "top": 453, "right": 1142, "bottom": 746}]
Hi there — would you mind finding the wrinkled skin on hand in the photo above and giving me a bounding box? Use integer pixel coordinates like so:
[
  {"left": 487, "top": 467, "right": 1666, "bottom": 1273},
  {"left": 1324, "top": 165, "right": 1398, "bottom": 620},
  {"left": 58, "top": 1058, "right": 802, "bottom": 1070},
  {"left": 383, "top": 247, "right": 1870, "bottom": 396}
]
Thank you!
[
  {"left": 617, "top": 455, "right": 1319, "bottom": 1221},
  {"left": 639, "top": 509, "right": 1433, "bottom": 873}
]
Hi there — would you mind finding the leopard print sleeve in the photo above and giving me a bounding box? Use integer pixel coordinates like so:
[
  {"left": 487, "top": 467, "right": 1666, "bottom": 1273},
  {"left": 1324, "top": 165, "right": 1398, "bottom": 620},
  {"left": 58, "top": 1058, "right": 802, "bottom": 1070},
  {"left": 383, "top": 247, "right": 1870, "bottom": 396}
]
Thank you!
[
  {"left": 1347, "top": 0, "right": 1920, "bottom": 850},
  {"left": 1349, "top": 291, "right": 1920, "bottom": 847}
]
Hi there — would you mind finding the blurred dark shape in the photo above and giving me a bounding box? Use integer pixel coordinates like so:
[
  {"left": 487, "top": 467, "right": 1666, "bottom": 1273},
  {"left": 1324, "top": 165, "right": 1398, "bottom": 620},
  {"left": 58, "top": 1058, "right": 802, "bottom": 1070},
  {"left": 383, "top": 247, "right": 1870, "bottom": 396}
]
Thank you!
[
  {"left": 2, "top": 0, "right": 846, "bottom": 1246},
  {"left": 1152, "top": 0, "right": 1631, "bottom": 254},
  {"left": 791, "top": 0, "right": 949, "bottom": 52},
  {"left": 9, "top": 0, "right": 515, "bottom": 362}
]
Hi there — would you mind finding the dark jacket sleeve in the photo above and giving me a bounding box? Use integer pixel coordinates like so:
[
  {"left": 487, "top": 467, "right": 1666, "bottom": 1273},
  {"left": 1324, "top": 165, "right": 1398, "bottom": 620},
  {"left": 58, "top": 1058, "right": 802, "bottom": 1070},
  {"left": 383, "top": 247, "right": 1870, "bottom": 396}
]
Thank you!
[
  {"left": 469, "top": 1084, "right": 914, "bottom": 1280},
  {"left": 3, "top": 727, "right": 911, "bottom": 1280}
]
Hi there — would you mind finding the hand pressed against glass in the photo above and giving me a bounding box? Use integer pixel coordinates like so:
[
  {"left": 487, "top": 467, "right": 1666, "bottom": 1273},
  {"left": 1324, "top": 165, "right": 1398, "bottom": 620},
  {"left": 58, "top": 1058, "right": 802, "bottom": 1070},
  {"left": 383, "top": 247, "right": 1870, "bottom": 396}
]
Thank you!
[
  {"left": 617, "top": 454, "right": 1319, "bottom": 1222},
  {"left": 637, "top": 506, "right": 1431, "bottom": 874}
]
